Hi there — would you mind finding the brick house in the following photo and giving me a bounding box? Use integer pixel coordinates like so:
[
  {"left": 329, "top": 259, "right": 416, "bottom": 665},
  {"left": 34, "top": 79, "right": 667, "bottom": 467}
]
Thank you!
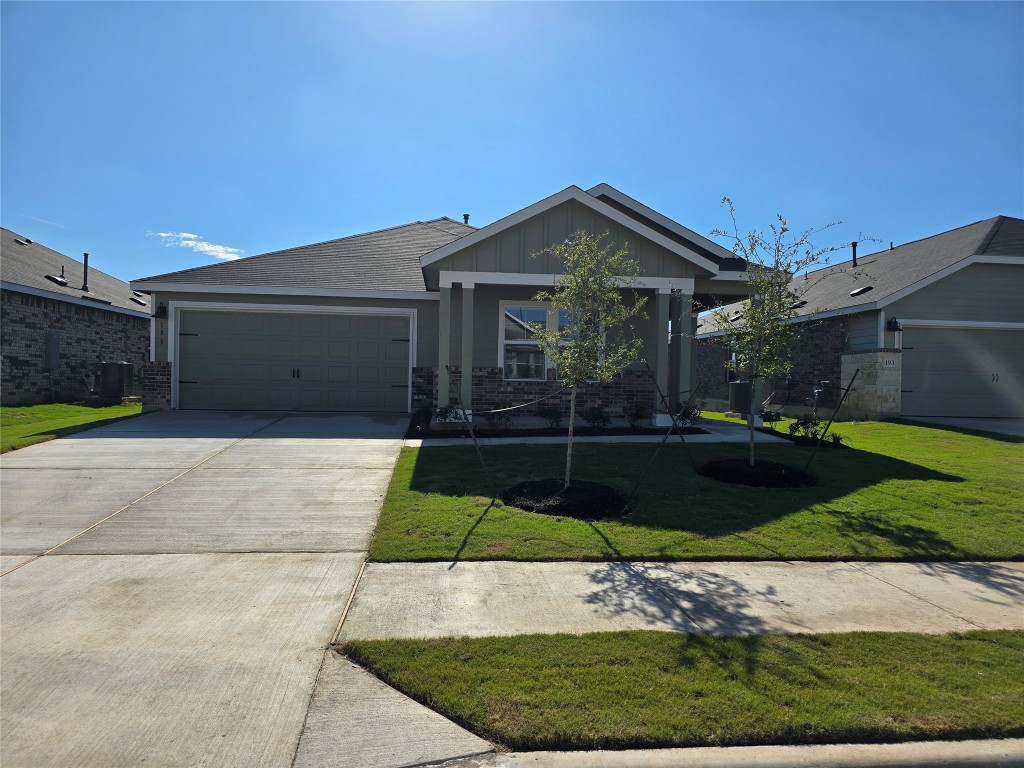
[
  {"left": 696, "top": 216, "right": 1024, "bottom": 419},
  {"left": 1, "top": 228, "right": 150, "bottom": 406}
]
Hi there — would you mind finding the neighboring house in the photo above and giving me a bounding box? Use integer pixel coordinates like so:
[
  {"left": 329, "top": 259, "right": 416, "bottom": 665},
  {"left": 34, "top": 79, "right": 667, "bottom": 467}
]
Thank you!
[
  {"left": 1, "top": 228, "right": 150, "bottom": 405},
  {"left": 131, "top": 184, "right": 750, "bottom": 419},
  {"left": 696, "top": 216, "right": 1024, "bottom": 419}
]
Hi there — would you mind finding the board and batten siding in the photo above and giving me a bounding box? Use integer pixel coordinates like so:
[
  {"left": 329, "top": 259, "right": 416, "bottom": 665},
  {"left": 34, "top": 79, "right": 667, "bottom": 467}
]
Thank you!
[
  {"left": 844, "top": 312, "right": 879, "bottom": 352},
  {"left": 886, "top": 263, "right": 1024, "bottom": 323},
  {"left": 423, "top": 200, "right": 702, "bottom": 288},
  {"left": 150, "top": 291, "right": 440, "bottom": 367}
]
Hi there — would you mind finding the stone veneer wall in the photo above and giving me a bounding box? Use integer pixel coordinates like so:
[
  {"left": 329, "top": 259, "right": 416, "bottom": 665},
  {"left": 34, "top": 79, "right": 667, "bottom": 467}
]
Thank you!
[
  {"left": 412, "top": 366, "right": 656, "bottom": 416},
  {"left": 141, "top": 361, "right": 172, "bottom": 412},
  {"left": 840, "top": 350, "right": 902, "bottom": 420},
  {"left": 1, "top": 288, "right": 149, "bottom": 406}
]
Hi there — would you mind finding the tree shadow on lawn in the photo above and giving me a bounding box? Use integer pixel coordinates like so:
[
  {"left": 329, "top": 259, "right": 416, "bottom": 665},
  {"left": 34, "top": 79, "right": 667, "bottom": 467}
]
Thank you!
[{"left": 409, "top": 442, "right": 965, "bottom": 547}]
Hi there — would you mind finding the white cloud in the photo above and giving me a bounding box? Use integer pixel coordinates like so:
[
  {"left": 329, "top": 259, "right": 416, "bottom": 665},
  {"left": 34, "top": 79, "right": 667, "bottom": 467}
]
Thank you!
[{"left": 147, "top": 231, "right": 243, "bottom": 261}]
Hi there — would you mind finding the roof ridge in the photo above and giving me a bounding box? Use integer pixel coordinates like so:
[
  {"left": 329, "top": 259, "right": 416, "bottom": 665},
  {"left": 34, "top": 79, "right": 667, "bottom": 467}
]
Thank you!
[{"left": 975, "top": 216, "right": 1007, "bottom": 256}]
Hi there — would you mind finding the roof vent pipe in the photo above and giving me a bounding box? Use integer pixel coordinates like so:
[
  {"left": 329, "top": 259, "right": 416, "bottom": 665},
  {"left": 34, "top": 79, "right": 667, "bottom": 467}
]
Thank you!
[
  {"left": 463, "top": 213, "right": 470, "bottom": 225},
  {"left": 890, "top": 242, "right": 894, "bottom": 250},
  {"left": 851, "top": 241, "right": 858, "bottom": 268},
  {"left": 82, "top": 253, "right": 89, "bottom": 292}
]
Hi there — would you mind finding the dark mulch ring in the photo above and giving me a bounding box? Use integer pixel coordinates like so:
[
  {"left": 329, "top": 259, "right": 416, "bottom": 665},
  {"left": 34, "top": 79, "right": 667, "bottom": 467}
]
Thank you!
[
  {"left": 698, "top": 458, "right": 817, "bottom": 489},
  {"left": 500, "top": 479, "right": 630, "bottom": 520}
]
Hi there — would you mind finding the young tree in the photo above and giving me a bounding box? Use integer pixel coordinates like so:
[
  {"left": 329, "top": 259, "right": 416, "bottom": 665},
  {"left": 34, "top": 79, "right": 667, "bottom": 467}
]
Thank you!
[
  {"left": 531, "top": 231, "right": 648, "bottom": 489},
  {"left": 710, "top": 198, "right": 843, "bottom": 467}
]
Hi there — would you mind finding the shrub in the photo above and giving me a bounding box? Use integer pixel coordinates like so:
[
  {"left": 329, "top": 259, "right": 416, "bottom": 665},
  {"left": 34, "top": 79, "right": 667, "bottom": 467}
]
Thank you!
[
  {"left": 483, "top": 406, "right": 513, "bottom": 430},
  {"left": 760, "top": 409, "right": 782, "bottom": 429},
  {"left": 408, "top": 407, "right": 433, "bottom": 435},
  {"left": 789, "top": 414, "right": 824, "bottom": 439},
  {"left": 675, "top": 401, "right": 704, "bottom": 427},
  {"left": 580, "top": 405, "right": 611, "bottom": 428},
  {"left": 536, "top": 405, "right": 563, "bottom": 429},
  {"left": 435, "top": 404, "right": 466, "bottom": 423},
  {"left": 623, "top": 401, "right": 652, "bottom": 428}
]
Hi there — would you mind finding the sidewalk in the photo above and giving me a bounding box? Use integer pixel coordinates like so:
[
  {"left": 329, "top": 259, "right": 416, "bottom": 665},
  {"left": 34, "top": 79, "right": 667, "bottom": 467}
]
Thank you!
[{"left": 339, "top": 560, "right": 1024, "bottom": 641}]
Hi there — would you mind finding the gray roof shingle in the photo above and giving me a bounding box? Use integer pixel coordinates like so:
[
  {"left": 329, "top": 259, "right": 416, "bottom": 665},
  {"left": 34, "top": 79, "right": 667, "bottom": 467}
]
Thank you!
[
  {"left": 1, "top": 228, "right": 149, "bottom": 314},
  {"left": 133, "top": 217, "right": 476, "bottom": 291},
  {"left": 698, "top": 215, "right": 1024, "bottom": 334}
]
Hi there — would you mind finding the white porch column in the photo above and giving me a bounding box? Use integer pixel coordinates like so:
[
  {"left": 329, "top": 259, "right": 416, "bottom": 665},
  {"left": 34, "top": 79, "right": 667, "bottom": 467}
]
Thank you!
[
  {"left": 673, "top": 290, "right": 693, "bottom": 409},
  {"left": 438, "top": 285, "right": 452, "bottom": 407},
  {"left": 654, "top": 288, "right": 671, "bottom": 410},
  {"left": 460, "top": 284, "right": 474, "bottom": 411}
]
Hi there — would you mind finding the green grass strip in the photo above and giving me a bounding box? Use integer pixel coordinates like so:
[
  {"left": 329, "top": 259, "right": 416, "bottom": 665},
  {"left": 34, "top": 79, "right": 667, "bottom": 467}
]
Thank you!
[
  {"left": 371, "top": 419, "right": 1024, "bottom": 562},
  {"left": 1, "top": 402, "right": 142, "bottom": 452},
  {"left": 344, "top": 629, "right": 1024, "bottom": 750}
]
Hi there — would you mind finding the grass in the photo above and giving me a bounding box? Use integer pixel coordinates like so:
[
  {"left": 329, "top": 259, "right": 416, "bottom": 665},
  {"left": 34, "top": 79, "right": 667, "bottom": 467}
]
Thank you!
[
  {"left": 370, "top": 419, "right": 1024, "bottom": 562},
  {"left": 1, "top": 402, "right": 142, "bottom": 452},
  {"left": 343, "top": 629, "right": 1024, "bottom": 750}
]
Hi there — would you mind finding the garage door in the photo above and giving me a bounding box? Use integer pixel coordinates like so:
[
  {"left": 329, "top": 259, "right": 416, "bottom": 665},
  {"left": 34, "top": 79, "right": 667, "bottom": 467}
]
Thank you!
[
  {"left": 901, "top": 327, "right": 1024, "bottom": 417},
  {"left": 176, "top": 310, "right": 411, "bottom": 412}
]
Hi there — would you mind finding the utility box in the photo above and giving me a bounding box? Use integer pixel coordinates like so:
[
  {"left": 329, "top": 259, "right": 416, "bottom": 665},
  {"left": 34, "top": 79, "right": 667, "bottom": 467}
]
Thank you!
[
  {"left": 728, "top": 381, "right": 752, "bottom": 414},
  {"left": 99, "top": 361, "right": 136, "bottom": 398}
]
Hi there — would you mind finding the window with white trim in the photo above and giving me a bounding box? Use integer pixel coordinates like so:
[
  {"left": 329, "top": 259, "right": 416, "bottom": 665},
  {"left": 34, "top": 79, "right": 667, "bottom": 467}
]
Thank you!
[{"left": 501, "top": 303, "right": 550, "bottom": 381}]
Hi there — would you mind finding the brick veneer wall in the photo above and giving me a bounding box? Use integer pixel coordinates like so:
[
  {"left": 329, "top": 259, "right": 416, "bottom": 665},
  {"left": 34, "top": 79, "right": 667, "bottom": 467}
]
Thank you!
[
  {"left": 141, "top": 361, "right": 172, "bottom": 412},
  {"left": 695, "top": 318, "right": 847, "bottom": 410},
  {"left": 412, "top": 366, "right": 657, "bottom": 416},
  {"left": 0, "top": 289, "right": 150, "bottom": 406}
]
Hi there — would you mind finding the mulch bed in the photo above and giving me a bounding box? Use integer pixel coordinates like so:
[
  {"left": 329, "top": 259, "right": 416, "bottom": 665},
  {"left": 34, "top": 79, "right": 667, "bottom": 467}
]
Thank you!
[
  {"left": 698, "top": 458, "right": 817, "bottom": 489},
  {"left": 499, "top": 479, "right": 629, "bottom": 520},
  {"left": 757, "top": 427, "right": 850, "bottom": 449}
]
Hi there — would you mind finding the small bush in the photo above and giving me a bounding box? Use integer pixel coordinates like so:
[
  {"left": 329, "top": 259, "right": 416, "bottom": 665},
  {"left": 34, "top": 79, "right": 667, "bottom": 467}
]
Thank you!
[
  {"left": 536, "top": 405, "right": 563, "bottom": 429},
  {"left": 483, "top": 406, "right": 513, "bottom": 430},
  {"left": 408, "top": 407, "right": 433, "bottom": 435},
  {"left": 580, "top": 405, "right": 611, "bottom": 428},
  {"left": 760, "top": 409, "right": 782, "bottom": 429},
  {"left": 675, "top": 401, "right": 704, "bottom": 427},
  {"left": 435, "top": 405, "right": 466, "bottom": 423},
  {"left": 623, "top": 401, "right": 652, "bottom": 428},
  {"left": 789, "top": 414, "right": 824, "bottom": 439},
  {"left": 829, "top": 431, "right": 846, "bottom": 446}
]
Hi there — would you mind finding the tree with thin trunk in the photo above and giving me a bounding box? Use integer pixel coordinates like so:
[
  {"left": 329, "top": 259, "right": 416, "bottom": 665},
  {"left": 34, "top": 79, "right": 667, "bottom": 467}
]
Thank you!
[
  {"left": 710, "top": 198, "right": 843, "bottom": 467},
  {"left": 531, "top": 230, "right": 647, "bottom": 490}
]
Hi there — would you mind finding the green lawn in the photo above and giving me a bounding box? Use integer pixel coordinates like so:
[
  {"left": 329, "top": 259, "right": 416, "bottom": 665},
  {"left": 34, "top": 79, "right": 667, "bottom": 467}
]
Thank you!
[
  {"left": 343, "top": 629, "right": 1024, "bottom": 750},
  {"left": 370, "top": 419, "right": 1023, "bottom": 562},
  {"left": 1, "top": 402, "right": 142, "bottom": 452}
]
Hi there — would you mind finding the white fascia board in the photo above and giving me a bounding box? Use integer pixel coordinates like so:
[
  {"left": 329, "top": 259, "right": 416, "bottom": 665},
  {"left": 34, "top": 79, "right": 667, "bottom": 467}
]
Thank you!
[
  {"left": 695, "top": 303, "right": 880, "bottom": 339},
  {"left": 899, "top": 319, "right": 1024, "bottom": 331},
  {"left": 440, "top": 270, "right": 695, "bottom": 293},
  {"left": 876, "top": 254, "right": 1022, "bottom": 310},
  {"left": 419, "top": 186, "right": 722, "bottom": 274},
  {"left": 129, "top": 281, "right": 439, "bottom": 301},
  {"left": 586, "top": 183, "right": 737, "bottom": 262},
  {"left": 1, "top": 281, "right": 150, "bottom": 318}
]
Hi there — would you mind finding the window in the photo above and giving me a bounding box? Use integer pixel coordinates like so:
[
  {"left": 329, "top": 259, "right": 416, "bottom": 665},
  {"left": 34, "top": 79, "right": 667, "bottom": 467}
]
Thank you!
[{"left": 502, "top": 304, "right": 548, "bottom": 380}]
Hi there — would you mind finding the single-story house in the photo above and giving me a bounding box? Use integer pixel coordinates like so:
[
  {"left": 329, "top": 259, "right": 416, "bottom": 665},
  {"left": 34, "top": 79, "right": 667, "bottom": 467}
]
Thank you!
[
  {"left": 1, "top": 228, "right": 151, "bottom": 406},
  {"left": 131, "top": 184, "right": 751, "bottom": 419},
  {"left": 696, "top": 215, "right": 1024, "bottom": 419}
]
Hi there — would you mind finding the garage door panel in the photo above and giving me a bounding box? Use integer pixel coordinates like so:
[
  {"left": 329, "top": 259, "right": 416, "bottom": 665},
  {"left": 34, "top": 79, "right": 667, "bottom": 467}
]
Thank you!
[
  {"left": 177, "top": 311, "right": 410, "bottom": 413},
  {"left": 902, "top": 327, "right": 1024, "bottom": 417}
]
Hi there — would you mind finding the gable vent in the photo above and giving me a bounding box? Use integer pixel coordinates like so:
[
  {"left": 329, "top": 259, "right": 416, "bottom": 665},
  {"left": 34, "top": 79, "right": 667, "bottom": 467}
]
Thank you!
[{"left": 849, "top": 285, "right": 874, "bottom": 297}]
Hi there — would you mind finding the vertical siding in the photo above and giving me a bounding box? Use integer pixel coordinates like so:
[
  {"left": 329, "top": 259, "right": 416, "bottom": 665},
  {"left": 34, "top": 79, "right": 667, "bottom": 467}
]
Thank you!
[{"left": 844, "top": 312, "right": 878, "bottom": 352}]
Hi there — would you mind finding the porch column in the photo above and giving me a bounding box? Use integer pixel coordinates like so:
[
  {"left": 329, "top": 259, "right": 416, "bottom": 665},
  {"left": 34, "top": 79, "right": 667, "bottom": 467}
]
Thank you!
[
  {"left": 673, "top": 291, "right": 693, "bottom": 410},
  {"left": 438, "top": 285, "right": 452, "bottom": 408},
  {"left": 654, "top": 288, "right": 671, "bottom": 410},
  {"left": 460, "top": 283, "right": 474, "bottom": 411}
]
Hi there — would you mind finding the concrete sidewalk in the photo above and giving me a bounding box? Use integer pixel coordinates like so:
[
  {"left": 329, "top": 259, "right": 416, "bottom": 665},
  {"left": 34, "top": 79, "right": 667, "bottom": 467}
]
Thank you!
[{"left": 341, "top": 560, "right": 1024, "bottom": 640}]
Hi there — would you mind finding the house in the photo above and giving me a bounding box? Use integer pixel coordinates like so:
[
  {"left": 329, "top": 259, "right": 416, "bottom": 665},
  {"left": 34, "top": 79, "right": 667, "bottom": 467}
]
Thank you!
[
  {"left": 1, "top": 228, "right": 150, "bottom": 405},
  {"left": 696, "top": 216, "right": 1024, "bottom": 419},
  {"left": 130, "top": 184, "right": 750, "bottom": 419}
]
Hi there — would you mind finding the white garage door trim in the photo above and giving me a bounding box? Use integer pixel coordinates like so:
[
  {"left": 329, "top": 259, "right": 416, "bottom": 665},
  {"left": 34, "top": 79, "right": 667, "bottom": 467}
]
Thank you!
[
  {"left": 899, "top": 319, "right": 1024, "bottom": 332},
  {"left": 167, "top": 301, "right": 417, "bottom": 411}
]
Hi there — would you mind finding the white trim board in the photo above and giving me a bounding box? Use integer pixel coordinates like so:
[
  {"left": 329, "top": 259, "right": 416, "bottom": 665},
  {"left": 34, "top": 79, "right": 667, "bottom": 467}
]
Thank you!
[
  {"left": 131, "top": 282, "right": 439, "bottom": 301},
  {"left": 440, "top": 270, "right": 695, "bottom": 293},
  {"left": 1, "top": 281, "right": 150, "bottom": 318},
  {"left": 166, "top": 301, "right": 418, "bottom": 412},
  {"left": 420, "top": 186, "right": 722, "bottom": 274}
]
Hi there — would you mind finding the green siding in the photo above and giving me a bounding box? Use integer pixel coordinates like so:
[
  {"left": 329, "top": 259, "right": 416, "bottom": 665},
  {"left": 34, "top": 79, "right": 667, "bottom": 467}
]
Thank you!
[
  {"left": 844, "top": 312, "right": 879, "bottom": 352},
  {"left": 424, "top": 200, "right": 703, "bottom": 287},
  {"left": 886, "top": 263, "right": 1024, "bottom": 323}
]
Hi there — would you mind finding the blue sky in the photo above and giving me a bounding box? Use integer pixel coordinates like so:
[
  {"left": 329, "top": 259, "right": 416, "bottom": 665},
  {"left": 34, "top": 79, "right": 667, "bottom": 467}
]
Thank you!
[{"left": 2, "top": 1, "right": 1021, "bottom": 284}]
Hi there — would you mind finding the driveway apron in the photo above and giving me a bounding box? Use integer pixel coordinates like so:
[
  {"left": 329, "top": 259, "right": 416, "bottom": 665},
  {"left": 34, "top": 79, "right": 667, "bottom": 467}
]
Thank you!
[{"left": 1, "top": 411, "right": 486, "bottom": 767}]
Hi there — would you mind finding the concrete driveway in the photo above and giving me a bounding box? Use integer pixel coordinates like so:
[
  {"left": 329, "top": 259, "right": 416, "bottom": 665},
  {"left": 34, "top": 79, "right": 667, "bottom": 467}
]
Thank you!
[{"left": 1, "top": 411, "right": 489, "bottom": 768}]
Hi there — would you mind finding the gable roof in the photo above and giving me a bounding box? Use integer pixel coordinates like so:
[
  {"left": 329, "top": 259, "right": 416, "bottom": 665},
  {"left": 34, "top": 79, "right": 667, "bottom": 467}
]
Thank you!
[
  {"left": 418, "top": 185, "right": 729, "bottom": 275},
  {"left": 133, "top": 218, "right": 475, "bottom": 292},
  {"left": 697, "top": 215, "right": 1024, "bottom": 335},
  {"left": 1, "top": 228, "right": 149, "bottom": 315}
]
